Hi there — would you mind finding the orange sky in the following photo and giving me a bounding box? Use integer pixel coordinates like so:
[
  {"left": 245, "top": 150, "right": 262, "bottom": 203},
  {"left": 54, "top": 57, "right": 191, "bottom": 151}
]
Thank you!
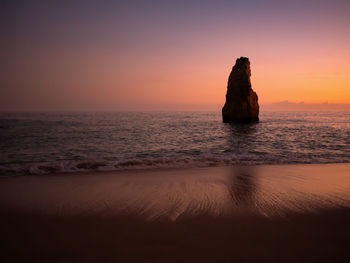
[{"left": 1, "top": 0, "right": 350, "bottom": 111}]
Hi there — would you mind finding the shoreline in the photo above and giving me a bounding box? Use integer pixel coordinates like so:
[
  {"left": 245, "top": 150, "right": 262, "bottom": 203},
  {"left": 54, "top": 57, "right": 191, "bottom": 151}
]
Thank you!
[
  {"left": 2, "top": 160, "right": 350, "bottom": 177},
  {"left": 3, "top": 158, "right": 350, "bottom": 177}
]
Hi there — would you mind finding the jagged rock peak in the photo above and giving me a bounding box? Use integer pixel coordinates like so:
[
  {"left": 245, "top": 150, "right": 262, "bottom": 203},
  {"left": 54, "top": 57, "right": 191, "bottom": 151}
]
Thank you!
[{"left": 222, "top": 57, "right": 259, "bottom": 123}]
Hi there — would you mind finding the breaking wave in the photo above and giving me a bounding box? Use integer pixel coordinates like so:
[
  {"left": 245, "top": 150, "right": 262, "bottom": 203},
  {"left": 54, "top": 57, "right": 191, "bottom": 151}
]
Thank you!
[{"left": 1, "top": 154, "right": 350, "bottom": 176}]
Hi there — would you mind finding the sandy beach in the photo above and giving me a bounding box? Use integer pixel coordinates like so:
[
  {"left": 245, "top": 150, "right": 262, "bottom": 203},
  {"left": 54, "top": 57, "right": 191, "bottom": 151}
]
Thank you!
[{"left": 1, "top": 163, "right": 350, "bottom": 262}]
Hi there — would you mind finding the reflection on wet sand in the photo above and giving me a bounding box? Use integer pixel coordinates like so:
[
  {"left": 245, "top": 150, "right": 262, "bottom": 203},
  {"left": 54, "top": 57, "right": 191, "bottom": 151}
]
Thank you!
[
  {"left": 228, "top": 166, "right": 257, "bottom": 208},
  {"left": 1, "top": 164, "right": 350, "bottom": 220}
]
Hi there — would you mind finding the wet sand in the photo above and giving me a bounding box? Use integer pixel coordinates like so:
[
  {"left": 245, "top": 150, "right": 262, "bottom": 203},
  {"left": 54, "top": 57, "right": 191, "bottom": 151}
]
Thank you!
[{"left": 1, "top": 164, "right": 350, "bottom": 262}]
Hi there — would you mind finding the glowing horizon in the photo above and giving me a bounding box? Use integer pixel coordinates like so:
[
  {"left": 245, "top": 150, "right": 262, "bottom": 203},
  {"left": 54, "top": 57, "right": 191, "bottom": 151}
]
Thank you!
[{"left": 1, "top": 0, "right": 350, "bottom": 111}]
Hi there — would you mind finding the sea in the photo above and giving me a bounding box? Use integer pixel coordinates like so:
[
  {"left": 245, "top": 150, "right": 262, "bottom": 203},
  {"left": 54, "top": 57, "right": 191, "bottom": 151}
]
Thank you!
[{"left": 1, "top": 111, "right": 350, "bottom": 175}]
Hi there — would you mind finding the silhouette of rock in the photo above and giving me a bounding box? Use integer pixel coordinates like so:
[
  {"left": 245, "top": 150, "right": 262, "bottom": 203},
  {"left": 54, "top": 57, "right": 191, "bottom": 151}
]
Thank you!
[{"left": 222, "top": 57, "right": 259, "bottom": 123}]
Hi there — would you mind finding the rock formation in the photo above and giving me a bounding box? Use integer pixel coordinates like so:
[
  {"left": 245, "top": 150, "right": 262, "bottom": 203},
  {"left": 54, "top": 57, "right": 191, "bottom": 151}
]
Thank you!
[{"left": 222, "top": 57, "right": 259, "bottom": 123}]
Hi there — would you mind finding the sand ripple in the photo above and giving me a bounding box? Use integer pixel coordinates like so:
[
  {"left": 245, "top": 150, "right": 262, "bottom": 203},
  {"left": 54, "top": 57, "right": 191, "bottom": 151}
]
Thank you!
[{"left": 1, "top": 164, "right": 350, "bottom": 220}]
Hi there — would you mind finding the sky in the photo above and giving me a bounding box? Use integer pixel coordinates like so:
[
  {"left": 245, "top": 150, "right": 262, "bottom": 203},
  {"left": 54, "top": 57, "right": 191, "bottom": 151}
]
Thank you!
[{"left": 1, "top": 0, "right": 350, "bottom": 111}]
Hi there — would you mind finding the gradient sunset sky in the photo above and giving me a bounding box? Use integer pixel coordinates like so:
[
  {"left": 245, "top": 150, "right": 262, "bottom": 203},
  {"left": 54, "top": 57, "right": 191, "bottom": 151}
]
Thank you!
[{"left": 1, "top": 0, "right": 350, "bottom": 111}]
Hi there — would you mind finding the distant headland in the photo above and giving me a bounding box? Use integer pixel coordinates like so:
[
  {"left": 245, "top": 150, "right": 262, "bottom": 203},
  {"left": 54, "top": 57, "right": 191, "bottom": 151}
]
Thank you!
[{"left": 263, "top": 101, "right": 350, "bottom": 111}]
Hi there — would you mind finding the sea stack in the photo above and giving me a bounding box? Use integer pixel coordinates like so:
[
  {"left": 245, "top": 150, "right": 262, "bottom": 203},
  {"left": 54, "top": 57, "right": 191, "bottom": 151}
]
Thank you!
[{"left": 222, "top": 57, "right": 259, "bottom": 123}]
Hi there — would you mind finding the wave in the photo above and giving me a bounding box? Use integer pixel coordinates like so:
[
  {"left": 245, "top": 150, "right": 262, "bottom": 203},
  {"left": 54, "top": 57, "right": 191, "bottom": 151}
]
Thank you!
[{"left": 1, "top": 154, "right": 350, "bottom": 176}]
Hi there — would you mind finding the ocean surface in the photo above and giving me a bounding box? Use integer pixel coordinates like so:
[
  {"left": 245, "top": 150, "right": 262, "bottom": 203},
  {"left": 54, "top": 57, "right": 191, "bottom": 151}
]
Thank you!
[{"left": 1, "top": 111, "right": 350, "bottom": 175}]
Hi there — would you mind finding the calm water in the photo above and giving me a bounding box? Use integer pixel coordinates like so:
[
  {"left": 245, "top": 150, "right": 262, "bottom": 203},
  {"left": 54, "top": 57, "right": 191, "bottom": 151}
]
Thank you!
[{"left": 1, "top": 111, "right": 350, "bottom": 175}]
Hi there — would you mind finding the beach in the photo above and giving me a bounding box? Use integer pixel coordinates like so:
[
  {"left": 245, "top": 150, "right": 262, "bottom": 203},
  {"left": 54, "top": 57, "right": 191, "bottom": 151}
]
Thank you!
[
  {"left": 3, "top": 0, "right": 350, "bottom": 262},
  {"left": 1, "top": 163, "right": 350, "bottom": 262}
]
